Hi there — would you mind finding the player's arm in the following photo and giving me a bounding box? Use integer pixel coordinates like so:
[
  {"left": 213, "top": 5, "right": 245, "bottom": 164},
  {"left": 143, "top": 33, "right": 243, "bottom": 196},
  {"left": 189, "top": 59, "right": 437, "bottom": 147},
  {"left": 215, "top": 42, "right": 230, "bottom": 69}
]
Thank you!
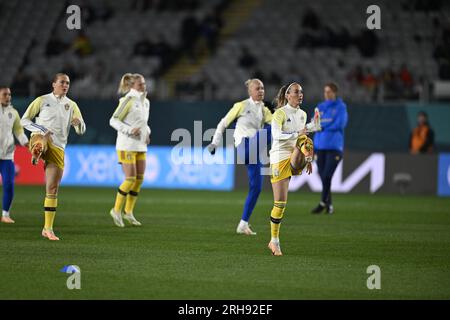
[
  {"left": 109, "top": 97, "right": 134, "bottom": 135},
  {"left": 12, "top": 110, "right": 29, "bottom": 146},
  {"left": 146, "top": 100, "right": 151, "bottom": 136},
  {"left": 20, "top": 96, "right": 48, "bottom": 134},
  {"left": 71, "top": 102, "right": 86, "bottom": 135},
  {"left": 208, "top": 102, "right": 244, "bottom": 154},
  {"left": 271, "top": 109, "right": 298, "bottom": 140},
  {"left": 263, "top": 106, "right": 273, "bottom": 124}
]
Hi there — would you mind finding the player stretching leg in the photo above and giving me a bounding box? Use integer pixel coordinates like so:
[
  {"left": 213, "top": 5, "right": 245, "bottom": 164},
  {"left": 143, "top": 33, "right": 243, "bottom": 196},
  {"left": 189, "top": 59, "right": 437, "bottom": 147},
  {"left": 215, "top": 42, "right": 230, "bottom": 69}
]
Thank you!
[
  {"left": 21, "top": 73, "right": 86, "bottom": 240},
  {"left": 207, "top": 79, "right": 272, "bottom": 235},
  {"left": 268, "top": 82, "right": 320, "bottom": 256}
]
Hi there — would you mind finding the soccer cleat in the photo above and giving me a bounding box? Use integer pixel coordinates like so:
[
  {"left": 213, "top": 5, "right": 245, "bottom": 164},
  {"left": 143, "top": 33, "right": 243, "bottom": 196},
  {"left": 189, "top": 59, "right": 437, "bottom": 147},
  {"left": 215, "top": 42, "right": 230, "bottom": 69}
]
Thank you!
[
  {"left": 110, "top": 209, "right": 125, "bottom": 227},
  {"left": 236, "top": 224, "right": 257, "bottom": 235},
  {"left": 42, "top": 228, "right": 60, "bottom": 241},
  {"left": 122, "top": 212, "right": 142, "bottom": 226},
  {"left": 297, "top": 135, "right": 314, "bottom": 162},
  {"left": 1, "top": 216, "right": 15, "bottom": 224},
  {"left": 31, "top": 142, "right": 43, "bottom": 165},
  {"left": 326, "top": 205, "right": 334, "bottom": 214},
  {"left": 311, "top": 203, "right": 326, "bottom": 214},
  {"left": 268, "top": 241, "right": 283, "bottom": 256}
]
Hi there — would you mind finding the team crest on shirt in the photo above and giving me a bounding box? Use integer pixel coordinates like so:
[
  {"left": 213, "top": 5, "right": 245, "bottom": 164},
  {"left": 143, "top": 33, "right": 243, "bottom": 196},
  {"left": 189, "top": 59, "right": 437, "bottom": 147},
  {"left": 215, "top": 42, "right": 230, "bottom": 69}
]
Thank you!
[
  {"left": 64, "top": 103, "right": 70, "bottom": 111},
  {"left": 8, "top": 112, "right": 12, "bottom": 119}
]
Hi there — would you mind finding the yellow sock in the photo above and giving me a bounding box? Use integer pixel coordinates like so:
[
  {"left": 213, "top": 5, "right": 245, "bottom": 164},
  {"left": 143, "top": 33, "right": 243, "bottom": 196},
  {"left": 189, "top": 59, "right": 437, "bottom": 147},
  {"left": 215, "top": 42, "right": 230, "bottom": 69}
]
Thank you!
[
  {"left": 125, "top": 174, "right": 143, "bottom": 215},
  {"left": 113, "top": 177, "right": 136, "bottom": 213},
  {"left": 270, "top": 201, "right": 286, "bottom": 239},
  {"left": 44, "top": 194, "right": 57, "bottom": 230}
]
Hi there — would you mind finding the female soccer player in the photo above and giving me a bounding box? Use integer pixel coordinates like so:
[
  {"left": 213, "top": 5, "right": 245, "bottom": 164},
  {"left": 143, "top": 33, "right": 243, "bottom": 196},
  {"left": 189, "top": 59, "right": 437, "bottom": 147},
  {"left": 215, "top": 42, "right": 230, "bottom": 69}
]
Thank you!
[
  {"left": 109, "top": 73, "right": 150, "bottom": 227},
  {"left": 268, "top": 82, "right": 320, "bottom": 256},
  {"left": 207, "top": 79, "right": 272, "bottom": 235},
  {"left": 21, "top": 73, "right": 86, "bottom": 240},
  {"left": 0, "top": 86, "right": 29, "bottom": 223}
]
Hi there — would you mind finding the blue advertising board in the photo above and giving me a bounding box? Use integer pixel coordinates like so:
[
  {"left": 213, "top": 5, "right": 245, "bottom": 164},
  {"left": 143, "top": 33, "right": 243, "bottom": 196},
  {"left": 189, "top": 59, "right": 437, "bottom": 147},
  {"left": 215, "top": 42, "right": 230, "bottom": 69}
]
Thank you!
[
  {"left": 60, "top": 145, "right": 234, "bottom": 190},
  {"left": 437, "top": 153, "right": 450, "bottom": 196}
]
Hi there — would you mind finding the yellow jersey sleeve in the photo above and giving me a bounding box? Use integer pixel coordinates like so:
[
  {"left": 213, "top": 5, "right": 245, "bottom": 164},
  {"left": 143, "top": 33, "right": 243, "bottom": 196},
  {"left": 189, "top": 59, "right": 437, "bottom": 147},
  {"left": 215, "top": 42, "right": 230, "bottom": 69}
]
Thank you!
[
  {"left": 272, "top": 109, "right": 286, "bottom": 128},
  {"left": 263, "top": 106, "right": 273, "bottom": 124},
  {"left": 22, "top": 96, "right": 43, "bottom": 121},
  {"left": 12, "top": 110, "right": 24, "bottom": 136},
  {"left": 21, "top": 96, "right": 47, "bottom": 133},
  {"left": 112, "top": 97, "right": 134, "bottom": 121},
  {"left": 223, "top": 101, "right": 245, "bottom": 127},
  {"left": 71, "top": 101, "right": 86, "bottom": 135}
]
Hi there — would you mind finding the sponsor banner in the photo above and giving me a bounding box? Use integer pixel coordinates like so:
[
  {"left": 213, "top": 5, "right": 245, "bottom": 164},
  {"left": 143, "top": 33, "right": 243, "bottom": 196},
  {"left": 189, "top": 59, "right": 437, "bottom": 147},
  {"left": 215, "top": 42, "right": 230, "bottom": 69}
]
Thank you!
[
  {"left": 289, "top": 153, "right": 385, "bottom": 193},
  {"left": 12, "top": 145, "right": 234, "bottom": 190},
  {"left": 14, "top": 146, "right": 45, "bottom": 185},
  {"left": 437, "top": 153, "right": 450, "bottom": 196},
  {"left": 60, "top": 145, "right": 234, "bottom": 190},
  {"left": 235, "top": 152, "right": 438, "bottom": 195}
]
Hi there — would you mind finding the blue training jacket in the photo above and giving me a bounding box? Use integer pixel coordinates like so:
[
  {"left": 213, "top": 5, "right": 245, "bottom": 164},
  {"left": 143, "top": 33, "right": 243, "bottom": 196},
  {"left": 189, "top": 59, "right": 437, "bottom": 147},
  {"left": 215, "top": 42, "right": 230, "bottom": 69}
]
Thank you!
[{"left": 313, "top": 97, "right": 348, "bottom": 152}]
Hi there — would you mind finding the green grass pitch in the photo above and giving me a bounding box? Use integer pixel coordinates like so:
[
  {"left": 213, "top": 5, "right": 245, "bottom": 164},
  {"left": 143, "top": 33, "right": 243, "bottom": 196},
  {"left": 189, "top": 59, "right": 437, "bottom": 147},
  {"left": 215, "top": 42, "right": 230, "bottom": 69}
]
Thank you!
[{"left": 0, "top": 186, "right": 449, "bottom": 299}]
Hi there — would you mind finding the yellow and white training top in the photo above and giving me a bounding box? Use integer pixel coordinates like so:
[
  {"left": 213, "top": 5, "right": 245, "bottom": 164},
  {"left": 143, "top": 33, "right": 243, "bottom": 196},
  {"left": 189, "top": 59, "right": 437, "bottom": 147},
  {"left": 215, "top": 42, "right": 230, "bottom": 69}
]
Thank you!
[
  {"left": 269, "top": 103, "right": 307, "bottom": 164},
  {"left": 109, "top": 88, "right": 150, "bottom": 152},
  {"left": 21, "top": 93, "right": 86, "bottom": 150},
  {"left": 0, "top": 104, "right": 29, "bottom": 160},
  {"left": 211, "top": 98, "right": 272, "bottom": 147}
]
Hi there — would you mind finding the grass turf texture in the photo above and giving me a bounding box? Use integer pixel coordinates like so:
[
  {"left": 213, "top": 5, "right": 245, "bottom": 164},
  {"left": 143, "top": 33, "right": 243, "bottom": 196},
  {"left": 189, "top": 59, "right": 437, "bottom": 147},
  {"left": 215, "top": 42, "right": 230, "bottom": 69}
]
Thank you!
[{"left": 0, "top": 186, "right": 449, "bottom": 299}]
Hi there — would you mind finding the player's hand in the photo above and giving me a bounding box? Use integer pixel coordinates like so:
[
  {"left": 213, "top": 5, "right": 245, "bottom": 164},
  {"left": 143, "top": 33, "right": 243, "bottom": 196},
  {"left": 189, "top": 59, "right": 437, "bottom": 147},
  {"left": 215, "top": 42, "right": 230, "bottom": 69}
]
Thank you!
[
  {"left": 71, "top": 118, "right": 81, "bottom": 127},
  {"left": 305, "top": 162, "right": 313, "bottom": 175},
  {"left": 313, "top": 107, "right": 321, "bottom": 131},
  {"left": 207, "top": 143, "right": 216, "bottom": 155},
  {"left": 131, "top": 127, "right": 141, "bottom": 137}
]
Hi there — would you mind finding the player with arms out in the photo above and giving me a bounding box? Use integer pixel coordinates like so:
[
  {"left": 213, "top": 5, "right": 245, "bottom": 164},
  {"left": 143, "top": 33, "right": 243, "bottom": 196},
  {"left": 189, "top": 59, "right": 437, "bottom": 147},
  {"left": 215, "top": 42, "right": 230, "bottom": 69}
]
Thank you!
[
  {"left": 208, "top": 79, "right": 272, "bottom": 235},
  {"left": 109, "top": 73, "right": 150, "bottom": 227},
  {"left": 268, "top": 82, "right": 320, "bottom": 256},
  {"left": 21, "top": 73, "right": 86, "bottom": 240},
  {"left": 0, "top": 86, "right": 29, "bottom": 223}
]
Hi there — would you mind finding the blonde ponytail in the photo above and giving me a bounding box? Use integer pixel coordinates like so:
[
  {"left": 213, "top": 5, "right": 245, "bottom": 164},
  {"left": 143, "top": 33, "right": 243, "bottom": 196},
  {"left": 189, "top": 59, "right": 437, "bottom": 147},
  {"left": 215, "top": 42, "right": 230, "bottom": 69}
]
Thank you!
[
  {"left": 117, "top": 73, "right": 146, "bottom": 95},
  {"left": 118, "top": 73, "right": 133, "bottom": 95}
]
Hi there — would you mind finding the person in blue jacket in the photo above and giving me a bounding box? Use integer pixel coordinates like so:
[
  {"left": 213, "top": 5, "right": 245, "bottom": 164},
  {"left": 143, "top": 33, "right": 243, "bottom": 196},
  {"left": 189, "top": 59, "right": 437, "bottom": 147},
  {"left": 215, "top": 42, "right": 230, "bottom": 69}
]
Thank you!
[{"left": 311, "top": 83, "right": 348, "bottom": 214}]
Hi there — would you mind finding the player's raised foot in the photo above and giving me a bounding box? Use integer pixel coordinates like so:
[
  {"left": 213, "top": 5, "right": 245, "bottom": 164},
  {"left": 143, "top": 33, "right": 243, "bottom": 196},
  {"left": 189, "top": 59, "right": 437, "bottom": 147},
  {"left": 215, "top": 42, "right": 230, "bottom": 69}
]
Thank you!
[
  {"left": 122, "top": 212, "right": 142, "bottom": 226},
  {"left": 1, "top": 216, "right": 15, "bottom": 224},
  {"left": 268, "top": 241, "right": 283, "bottom": 256},
  {"left": 236, "top": 223, "right": 256, "bottom": 235},
  {"left": 31, "top": 142, "right": 43, "bottom": 165},
  {"left": 297, "top": 135, "right": 314, "bottom": 161},
  {"left": 326, "top": 205, "right": 334, "bottom": 215},
  {"left": 110, "top": 209, "right": 125, "bottom": 227},
  {"left": 42, "top": 228, "right": 60, "bottom": 241},
  {"left": 311, "top": 202, "right": 326, "bottom": 214}
]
